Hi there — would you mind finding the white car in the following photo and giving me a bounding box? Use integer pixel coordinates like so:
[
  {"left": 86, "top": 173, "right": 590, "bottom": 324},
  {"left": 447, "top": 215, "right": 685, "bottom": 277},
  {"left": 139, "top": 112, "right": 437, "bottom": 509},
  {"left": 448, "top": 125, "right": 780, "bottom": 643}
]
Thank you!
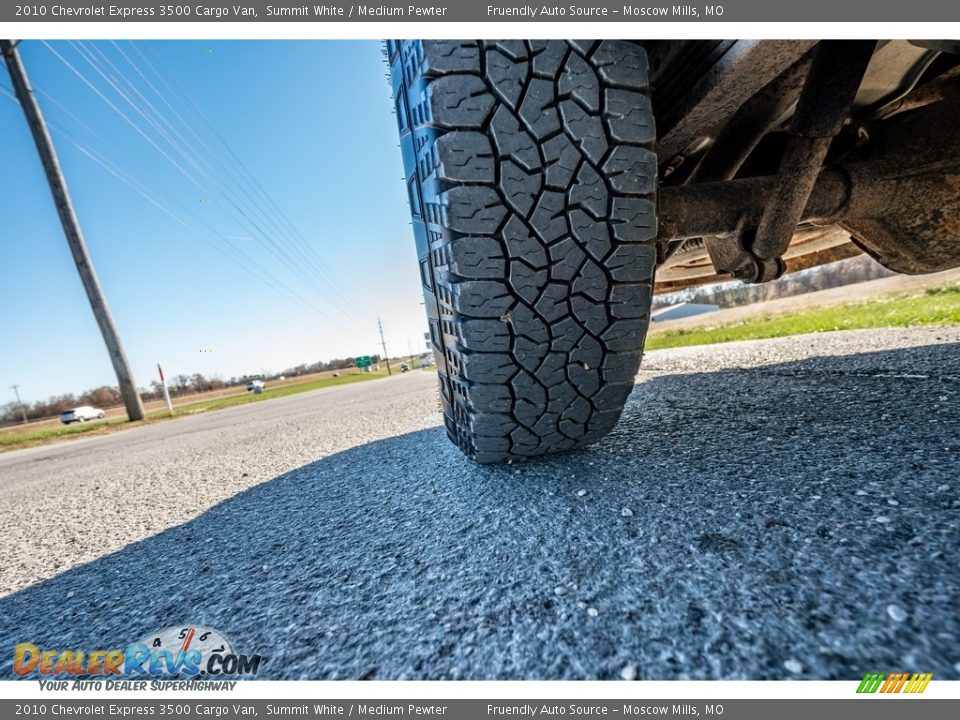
[
  {"left": 60, "top": 406, "right": 105, "bottom": 424},
  {"left": 246, "top": 380, "right": 265, "bottom": 392}
]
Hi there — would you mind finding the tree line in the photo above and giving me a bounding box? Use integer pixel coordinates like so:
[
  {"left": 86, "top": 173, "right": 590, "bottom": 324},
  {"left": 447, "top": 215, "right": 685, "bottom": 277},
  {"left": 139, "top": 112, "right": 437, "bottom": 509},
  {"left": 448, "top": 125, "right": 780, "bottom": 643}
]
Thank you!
[{"left": 0, "top": 354, "right": 379, "bottom": 425}]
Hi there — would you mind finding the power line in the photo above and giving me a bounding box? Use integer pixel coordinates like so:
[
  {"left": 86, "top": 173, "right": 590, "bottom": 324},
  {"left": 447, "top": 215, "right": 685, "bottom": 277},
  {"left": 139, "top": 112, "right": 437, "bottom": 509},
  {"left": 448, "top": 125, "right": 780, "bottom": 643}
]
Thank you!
[
  {"left": 39, "top": 40, "right": 366, "bottom": 334},
  {"left": 64, "top": 40, "right": 365, "bottom": 323},
  {"left": 0, "top": 78, "right": 370, "bottom": 341},
  {"left": 48, "top": 116, "right": 360, "bottom": 330},
  {"left": 95, "top": 40, "right": 354, "bottom": 303},
  {"left": 133, "top": 42, "right": 360, "bottom": 301}
]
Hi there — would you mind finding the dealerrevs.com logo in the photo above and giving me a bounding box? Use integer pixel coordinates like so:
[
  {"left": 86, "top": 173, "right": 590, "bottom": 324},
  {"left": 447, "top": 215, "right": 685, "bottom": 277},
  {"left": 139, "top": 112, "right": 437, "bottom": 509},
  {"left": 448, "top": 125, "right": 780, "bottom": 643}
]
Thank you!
[{"left": 13, "top": 626, "right": 264, "bottom": 680}]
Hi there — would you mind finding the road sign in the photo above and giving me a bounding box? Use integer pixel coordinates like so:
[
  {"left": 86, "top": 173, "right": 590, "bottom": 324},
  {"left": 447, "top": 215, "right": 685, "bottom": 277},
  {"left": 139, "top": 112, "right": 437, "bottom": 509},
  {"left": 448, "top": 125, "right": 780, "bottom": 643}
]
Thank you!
[{"left": 355, "top": 356, "right": 372, "bottom": 368}]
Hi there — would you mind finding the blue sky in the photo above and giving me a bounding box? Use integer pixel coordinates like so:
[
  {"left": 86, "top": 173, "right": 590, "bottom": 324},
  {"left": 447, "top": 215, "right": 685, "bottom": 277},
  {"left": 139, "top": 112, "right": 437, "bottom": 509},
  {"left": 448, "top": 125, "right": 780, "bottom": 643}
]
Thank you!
[{"left": 0, "top": 40, "right": 426, "bottom": 403}]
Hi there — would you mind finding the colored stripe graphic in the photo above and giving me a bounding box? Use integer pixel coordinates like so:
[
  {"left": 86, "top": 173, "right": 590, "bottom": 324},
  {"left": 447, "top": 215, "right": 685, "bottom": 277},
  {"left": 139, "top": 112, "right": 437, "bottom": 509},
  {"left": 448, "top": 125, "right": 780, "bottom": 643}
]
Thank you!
[
  {"left": 857, "top": 672, "right": 932, "bottom": 693},
  {"left": 906, "top": 674, "right": 933, "bottom": 693}
]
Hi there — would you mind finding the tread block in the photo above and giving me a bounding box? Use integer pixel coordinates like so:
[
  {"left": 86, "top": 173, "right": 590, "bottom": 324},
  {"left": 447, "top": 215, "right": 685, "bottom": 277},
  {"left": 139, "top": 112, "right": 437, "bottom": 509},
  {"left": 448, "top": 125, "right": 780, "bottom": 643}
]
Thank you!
[
  {"left": 485, "top": 47, "right": 529, "bottom": 109},
  {"left": 603, "top": 146, "right": 658, "bottom": 195},
  {"left": 604, "top": 89, "right": 656, "bottom": 143},
  {"left": 559, "top": 100, "right": 609, "bottom": 164},
  {"left": 571, "top": 258, "right": 608, "bottom": 301},
  {"left": 487, "top": 40, "right": 529, "bottom": 61},
  {"left": 607, "top": 244, "right": 656, "bottom": 282},
  {"left": 509, "top": 259, "right": 548, "bottom": 304},
  {"left": 549, "top": 317, "right": 586, "bottom": 353},
  {"left": 592, "top": 41, "right": 650, "bottom": 90},
  {"left": 460, "top": 352, "right": 516, "bottom": 383},
  {"left": 503, "top": 215, "right": 548, "bottom": 267},
  {"left": 609, "top": 284, "right": 653, "bottom": 318},
  {"left": 569, "top": 208, "right": 612, "bottom": 260},
  {"left": 456, "top": 318, "right": 511, "bottom": 351},
  {"left": 600, "top": 352, "right": 642, "bottom": 383},
  {"left": 569, "top": 162, "right": 608, "bottom": 218},
  {"left": 570, "top": 295, "right": 609, "bottom": 335},
  {"left": 518, "top": 78, "right": 561, "bottom": 139},
  {"left": 530, "top": 40, "right": 567, "bottom": 76},
  {"left": 570, "top": 334, "right": 603, "bottom": 369},
  {"left": 452, "top": 280, "right": 514, "bottom": 317},
  {"left": 602, "top": 319, "right": 649, "bottom": 352},
  {"left": 435, "top": 131, "right": 495, "bottom": 183},
  {"left": 500, "top": 159, "right": 541, "bottom": 216},
  {"left": 611, "top": 197, "right": 658, "bottom": 242},
  {"left": 514, "top": 335, "right": 550, "bottom": 372},
  {"left": 447, "top": 237, "right": 505, "bottom": 279},
  {"left": 429, "top": 75, "right": 495, "bottom": 129},
  {"left": 559, "top": 52, "right": 600, "bottom": 112},
  {"left": 542, "top": 133, "right": 582, "bottom": 190},
  {"left": 567, "top": 364, "right": 600, "bottom": 397},
  {"left": 420, "top": 41, "right": 481, "bottom": 76},
  {"left": 534, "top": 283, "right": 570, "bottom": 323},
  {"left": 508, "top": 303, "right": 550, "bottom": 344},
  {"left": 529, "top": 191, "right": 569, "bottom": 243},
  {"left": 442, "top": 186, "right": 507, "bottom": 234},
  {"left": 490, "top": 107, "right": 542, "bottom": 171},
  {"left": 466, "top": 383, "right": 513, "bottom": 413},
  {"left": 547, "top": 238, "right": 586, "bottom": 282}
]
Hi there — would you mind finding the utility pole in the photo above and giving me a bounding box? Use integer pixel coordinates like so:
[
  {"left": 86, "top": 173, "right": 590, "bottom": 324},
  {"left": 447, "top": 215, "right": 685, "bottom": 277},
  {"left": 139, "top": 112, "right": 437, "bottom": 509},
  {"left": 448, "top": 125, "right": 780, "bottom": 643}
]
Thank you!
[
  {"left": 157, "top": 364, "right": 174, "bottom": 414},
  {"left": 9, "top": 385, "right": 28, "bottom": 424},
  {"left": 377, "top": 317, "right": 392, "bottom": 375},
  {"left": 3, "top": 39, "right": 144, "bottom": 421}
]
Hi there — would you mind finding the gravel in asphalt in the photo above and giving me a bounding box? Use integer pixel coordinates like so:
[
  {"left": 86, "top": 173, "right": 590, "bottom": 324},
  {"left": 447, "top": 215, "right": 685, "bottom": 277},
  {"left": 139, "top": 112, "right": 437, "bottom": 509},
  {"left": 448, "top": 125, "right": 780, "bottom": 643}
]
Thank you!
[{"left": 1, "top": 327, "right": 957, "bottom": 679}]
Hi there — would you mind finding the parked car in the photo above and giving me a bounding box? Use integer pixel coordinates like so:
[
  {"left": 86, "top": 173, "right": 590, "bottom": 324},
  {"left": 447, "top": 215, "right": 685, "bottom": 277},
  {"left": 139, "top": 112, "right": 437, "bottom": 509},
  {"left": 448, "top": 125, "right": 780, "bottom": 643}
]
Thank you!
[
  {"left": 60, "top": 406, "right": 105, "bottom": 424},
  {"left": 246, "top": 380, "right": 265, "bottom": 392},
  {"left": 388, "top": 39, "right": 960, "bottom": 463}
]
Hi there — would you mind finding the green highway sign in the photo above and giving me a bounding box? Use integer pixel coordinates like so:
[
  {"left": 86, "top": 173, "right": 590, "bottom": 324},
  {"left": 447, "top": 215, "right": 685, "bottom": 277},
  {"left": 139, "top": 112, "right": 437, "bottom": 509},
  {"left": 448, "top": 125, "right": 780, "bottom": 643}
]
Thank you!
[{"left": 355, "top": 356, "right": 372, "bottom": 368}]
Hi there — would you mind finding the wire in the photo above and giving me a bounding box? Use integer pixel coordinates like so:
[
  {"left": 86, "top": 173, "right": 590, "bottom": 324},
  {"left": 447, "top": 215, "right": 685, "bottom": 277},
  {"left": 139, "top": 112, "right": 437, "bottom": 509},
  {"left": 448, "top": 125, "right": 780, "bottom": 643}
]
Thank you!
[
  {"left": 41, "top": 40, "right": 367, "bottom": 335},
  {"left": 134, "top": 42, "right": 359, "bottom": 299},
  {"left": 0, "top": 86, "right": 330, "bottom": 324},
  {"left": 70, "top": 40, "right": 365, "bottom": 322},
  {"left": 2, "top": 56, "right": 372, "bottom": 344}
]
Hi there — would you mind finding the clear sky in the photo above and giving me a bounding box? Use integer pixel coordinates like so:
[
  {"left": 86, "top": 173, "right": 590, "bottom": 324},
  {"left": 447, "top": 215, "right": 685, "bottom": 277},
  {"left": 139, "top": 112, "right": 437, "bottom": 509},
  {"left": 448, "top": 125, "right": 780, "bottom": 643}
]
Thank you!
[{"left": 0, "top": 40, "right": 426, "bottom": 403}]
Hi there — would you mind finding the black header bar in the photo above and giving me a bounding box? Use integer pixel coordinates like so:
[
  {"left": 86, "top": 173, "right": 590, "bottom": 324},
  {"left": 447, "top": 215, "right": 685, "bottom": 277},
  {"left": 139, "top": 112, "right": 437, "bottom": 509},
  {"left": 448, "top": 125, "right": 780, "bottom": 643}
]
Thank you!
[{"left": 3, "top": 1, "right": 960, "bottom": 23}]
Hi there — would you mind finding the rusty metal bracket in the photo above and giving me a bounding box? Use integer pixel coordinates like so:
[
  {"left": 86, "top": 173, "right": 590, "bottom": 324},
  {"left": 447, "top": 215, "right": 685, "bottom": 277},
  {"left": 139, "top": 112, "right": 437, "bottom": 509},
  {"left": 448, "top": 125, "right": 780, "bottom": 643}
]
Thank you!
[
  {"left": 698, "top": 41, "right": 877, "bottom": 283},
  {"left": 659, "top": 85, "right": 960, "bottom": 278}
]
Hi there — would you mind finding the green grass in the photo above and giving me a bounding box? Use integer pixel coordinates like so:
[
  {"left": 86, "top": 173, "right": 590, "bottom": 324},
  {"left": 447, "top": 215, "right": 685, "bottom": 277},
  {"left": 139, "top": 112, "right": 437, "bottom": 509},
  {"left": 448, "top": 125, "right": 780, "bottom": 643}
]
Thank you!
[
  {"left": 646, "top": 283, "right": 960, "bottom": 351},
  {"left": 0, "top": 418, "right": 128, "bottom": 446},
  {"left": 0, "top": 369, "right": 391, "bottom": 450},
  {"left": 169, "top": 369, "right": 390, "bottom": 414}
]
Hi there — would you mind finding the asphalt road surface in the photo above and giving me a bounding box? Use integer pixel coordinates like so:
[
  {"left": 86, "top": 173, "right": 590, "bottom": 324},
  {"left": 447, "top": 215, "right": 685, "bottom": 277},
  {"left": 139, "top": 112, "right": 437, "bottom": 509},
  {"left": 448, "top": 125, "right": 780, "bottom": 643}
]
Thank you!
[{"left": 1, "top": 327, "right": 958, "bottom": 680}]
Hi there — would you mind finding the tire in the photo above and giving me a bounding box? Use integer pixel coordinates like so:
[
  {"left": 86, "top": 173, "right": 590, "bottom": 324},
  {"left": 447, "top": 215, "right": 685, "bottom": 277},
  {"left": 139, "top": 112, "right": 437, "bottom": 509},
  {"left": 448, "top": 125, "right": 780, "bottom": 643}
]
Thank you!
[{"left": 390, "top": 40, "right": 658, "bottom": 463}]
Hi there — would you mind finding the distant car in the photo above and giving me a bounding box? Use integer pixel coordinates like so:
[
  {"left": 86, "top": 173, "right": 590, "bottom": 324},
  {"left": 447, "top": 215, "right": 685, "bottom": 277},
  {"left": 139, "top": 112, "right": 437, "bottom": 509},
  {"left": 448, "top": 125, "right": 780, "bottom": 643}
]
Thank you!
[
  {"left": 246, "top": 380, "right": 265, "bottom": 392},
  {"left": 60, "top": 406, "right": 104, "bottom": 424},
  {"left": 400, "top": 363, "right": 410, "bottom": 373}
]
